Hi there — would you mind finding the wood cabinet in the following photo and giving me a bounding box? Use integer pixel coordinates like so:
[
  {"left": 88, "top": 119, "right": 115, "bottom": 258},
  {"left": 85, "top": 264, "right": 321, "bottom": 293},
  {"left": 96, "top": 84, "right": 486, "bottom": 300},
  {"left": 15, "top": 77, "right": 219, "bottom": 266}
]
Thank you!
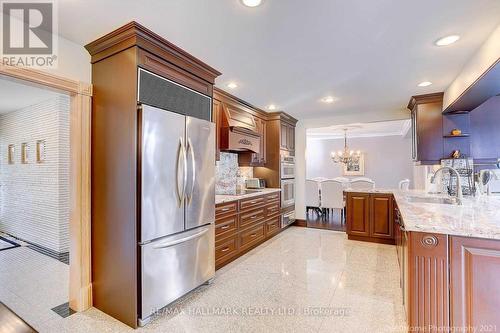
[
  {"left": 215, "top": 191, "right": 281, "bottom": 269},
  {"left": 407, "top": 93, "right": 444, "bottom": 164},
  {"left": 346, "top": 192, "right": 394, "bottom": 244},
  {"left": 280, "top": 122, "right": 295, "bottom": 151},
  {"left": 346, "top": 193, "right": 370, "bottom": 237},
  {"left": 213, "top": 99, "right": 222, "bottom": 161},
  {"left": 450, "top": 236, "right": 500, "bottom": 331},
  {"left": 407, "top": 232, "right": 449, "bottom": 332},
  {"left": 85, "top": 22, "right": 221, "bottom": 328}
]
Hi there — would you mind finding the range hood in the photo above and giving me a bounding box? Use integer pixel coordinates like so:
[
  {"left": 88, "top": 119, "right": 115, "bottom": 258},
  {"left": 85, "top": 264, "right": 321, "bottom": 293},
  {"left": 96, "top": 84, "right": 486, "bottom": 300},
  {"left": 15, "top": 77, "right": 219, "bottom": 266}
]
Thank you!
[{"left": 219, "top": 102, "right": 261, "bottom": 153}]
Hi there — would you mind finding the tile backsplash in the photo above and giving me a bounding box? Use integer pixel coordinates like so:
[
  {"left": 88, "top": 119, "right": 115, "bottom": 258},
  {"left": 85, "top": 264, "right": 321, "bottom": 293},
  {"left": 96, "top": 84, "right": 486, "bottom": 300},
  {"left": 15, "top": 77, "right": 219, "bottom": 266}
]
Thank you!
[{"left": 216, "top": 153, "right": 254, "bottom": 195}]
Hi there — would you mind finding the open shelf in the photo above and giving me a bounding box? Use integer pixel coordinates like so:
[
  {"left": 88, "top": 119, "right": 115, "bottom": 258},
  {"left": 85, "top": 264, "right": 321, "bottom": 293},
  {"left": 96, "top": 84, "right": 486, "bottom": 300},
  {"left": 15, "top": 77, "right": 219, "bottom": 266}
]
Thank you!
[{"left": 443, "top": 134, "right": 470, "bottom": 138}]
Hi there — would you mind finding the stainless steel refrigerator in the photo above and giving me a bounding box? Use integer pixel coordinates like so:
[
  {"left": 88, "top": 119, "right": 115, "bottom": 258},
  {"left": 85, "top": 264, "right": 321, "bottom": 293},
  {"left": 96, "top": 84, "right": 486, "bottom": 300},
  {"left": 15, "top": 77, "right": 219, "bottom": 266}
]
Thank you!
[{"left": 138, "top": 103, "right": 215, "bottom": 325}]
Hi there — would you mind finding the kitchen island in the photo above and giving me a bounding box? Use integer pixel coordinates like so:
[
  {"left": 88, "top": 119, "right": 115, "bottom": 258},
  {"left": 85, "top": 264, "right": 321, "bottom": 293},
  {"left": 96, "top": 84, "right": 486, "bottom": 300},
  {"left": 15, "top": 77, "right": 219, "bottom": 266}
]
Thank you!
[{"left": 345, "top": 189, "right": 500, "bottom": 333}]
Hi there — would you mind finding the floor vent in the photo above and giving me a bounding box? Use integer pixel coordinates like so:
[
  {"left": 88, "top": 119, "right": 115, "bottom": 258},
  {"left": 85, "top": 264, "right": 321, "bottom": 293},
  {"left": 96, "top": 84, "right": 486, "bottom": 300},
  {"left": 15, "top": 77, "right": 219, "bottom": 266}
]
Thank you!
[{"left": 51, "top": 302, "right": 75, "bottom": 318}]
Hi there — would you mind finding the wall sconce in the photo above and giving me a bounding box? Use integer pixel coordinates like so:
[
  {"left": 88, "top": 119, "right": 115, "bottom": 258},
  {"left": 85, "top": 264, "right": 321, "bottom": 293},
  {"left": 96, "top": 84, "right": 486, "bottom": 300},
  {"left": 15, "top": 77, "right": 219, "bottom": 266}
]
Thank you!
[
  {"left": 21, "top": 143, "right": 29, "bottom": 164},
  {"left": 8, "top": 144, "right": 15, "bottom": 164},
  {"left": 36, "top": 140, "right": 46, "bottom": 163}
]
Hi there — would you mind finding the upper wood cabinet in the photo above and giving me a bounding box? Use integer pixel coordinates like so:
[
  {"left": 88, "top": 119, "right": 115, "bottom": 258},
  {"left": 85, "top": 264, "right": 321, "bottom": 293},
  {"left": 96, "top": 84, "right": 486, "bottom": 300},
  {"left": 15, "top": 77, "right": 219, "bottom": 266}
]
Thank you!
[
  {"left": 407, "top": 93, "right": 444, "bottom": 164},
  {"left": 280, "top": 122, "right": 295, "bottom": 151}
]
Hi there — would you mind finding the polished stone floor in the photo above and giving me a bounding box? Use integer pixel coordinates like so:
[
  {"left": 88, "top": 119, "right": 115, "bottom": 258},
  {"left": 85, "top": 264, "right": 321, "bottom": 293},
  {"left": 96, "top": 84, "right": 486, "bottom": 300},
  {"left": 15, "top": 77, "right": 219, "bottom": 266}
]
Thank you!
[
  {"left": 4, "top": 227, "right": 406, "bottom": 332},
  {"left": 0, "top": 246, "right": 69, "bottom": 329}
]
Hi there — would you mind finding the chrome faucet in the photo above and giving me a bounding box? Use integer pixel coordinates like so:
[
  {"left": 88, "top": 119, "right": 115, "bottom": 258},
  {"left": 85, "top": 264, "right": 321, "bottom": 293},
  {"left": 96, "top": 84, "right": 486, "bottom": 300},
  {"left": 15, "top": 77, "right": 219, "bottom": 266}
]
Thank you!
[{"left": 430, "top": 166, "right": 463, "bottom": 205}]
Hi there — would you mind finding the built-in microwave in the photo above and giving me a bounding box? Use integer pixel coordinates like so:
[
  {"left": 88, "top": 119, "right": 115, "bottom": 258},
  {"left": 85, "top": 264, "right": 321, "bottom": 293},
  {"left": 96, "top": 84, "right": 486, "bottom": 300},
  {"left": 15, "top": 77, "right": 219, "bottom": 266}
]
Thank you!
[{"left": 281, "top": 179, "right": 295, "bottom": 208}]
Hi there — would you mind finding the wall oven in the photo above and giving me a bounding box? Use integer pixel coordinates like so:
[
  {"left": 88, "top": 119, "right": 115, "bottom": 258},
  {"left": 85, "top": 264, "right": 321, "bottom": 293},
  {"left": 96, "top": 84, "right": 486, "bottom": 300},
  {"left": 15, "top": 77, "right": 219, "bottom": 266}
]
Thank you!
[
  {"left": 280, "top": 155, "right": 295, "bottom": 179},
  {"left": 281, "top": 179, "right": 295, "bottom": 208}
]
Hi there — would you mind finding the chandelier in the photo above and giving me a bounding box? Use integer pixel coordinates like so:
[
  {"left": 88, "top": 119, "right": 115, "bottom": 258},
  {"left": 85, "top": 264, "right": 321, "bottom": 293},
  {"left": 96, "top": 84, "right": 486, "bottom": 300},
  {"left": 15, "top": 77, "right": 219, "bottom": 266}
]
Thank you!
[{"left": 331, "top": 129, "right": 361, "bottom": 164}]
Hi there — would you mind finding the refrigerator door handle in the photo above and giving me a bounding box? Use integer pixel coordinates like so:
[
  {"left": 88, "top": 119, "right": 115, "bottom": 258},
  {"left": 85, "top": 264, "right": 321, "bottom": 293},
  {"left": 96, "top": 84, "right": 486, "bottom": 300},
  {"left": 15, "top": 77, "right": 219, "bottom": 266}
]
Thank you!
[
  {"left": 152, "top": 226, "right": 210, "bottom": 249},
  {"left": 186, "top": 138, "right": 196, "bottom": 204},
  {"left": 177, "top": 138, "right": 187, "bottom": 206}
]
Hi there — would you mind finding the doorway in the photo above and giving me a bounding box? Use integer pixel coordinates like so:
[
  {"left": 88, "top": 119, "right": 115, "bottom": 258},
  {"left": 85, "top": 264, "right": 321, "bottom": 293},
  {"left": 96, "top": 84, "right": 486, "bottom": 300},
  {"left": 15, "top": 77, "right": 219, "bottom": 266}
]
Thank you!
[{"left": 0, "top": 64, "right": 91, "bottom": 331}]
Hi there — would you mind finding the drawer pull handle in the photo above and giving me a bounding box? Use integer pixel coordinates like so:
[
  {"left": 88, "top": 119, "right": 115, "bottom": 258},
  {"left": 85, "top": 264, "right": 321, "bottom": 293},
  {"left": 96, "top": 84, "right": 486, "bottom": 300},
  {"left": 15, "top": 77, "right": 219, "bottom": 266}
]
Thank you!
[
  {"left": 250, "top": 201, "right": 257, "bottom": 204},
  {"left": 250, "top": 233, "right": 257, "bottom": 237},
  {"left": 221, "top": 225, "right": 230, "bottom": 230},
  {"left": 221, "top": 208, "right": 230, "bottom": 212},
  {"left": 251, "top": 215, "right": 257, "bottom": 219},
  {"left": 221, "top": 247, "right": 230, "bottom": 252}
]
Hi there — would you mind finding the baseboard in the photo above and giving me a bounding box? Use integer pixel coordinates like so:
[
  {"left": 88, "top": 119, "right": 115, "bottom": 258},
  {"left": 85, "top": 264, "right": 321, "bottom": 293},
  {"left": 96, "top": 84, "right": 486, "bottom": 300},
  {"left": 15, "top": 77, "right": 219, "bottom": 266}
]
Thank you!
[
  {"left": 293, "top": 219, "right": 307, "bottom": 227},
  {"left": 347, "top": 234, "right": 395, "bottom": 245}
]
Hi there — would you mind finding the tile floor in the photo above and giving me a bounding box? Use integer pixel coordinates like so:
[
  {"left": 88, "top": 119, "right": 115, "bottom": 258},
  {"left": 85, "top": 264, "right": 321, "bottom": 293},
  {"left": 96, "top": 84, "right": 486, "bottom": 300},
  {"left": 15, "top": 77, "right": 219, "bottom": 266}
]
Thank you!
[{"left": 2, "top": 227, "right": 407, "bottom": 332}]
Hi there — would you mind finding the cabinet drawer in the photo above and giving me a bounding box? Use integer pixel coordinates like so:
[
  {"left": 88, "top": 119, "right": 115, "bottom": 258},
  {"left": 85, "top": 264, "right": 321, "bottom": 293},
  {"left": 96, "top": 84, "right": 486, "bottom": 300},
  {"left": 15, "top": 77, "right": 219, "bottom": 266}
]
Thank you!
[
  {"left": 215, "top": 215, "right": 238, "bottom": 240},
  {"left": 239, "top": 223, "right": 265, "bottom": 252},
  {"left": 240, "top": 196, "right": 265, "bottom": 212},
  {"left": 216, "top": 201, "right": 238, "bottom": 219},
  {"left": 265, "top": 216, "right": 281, "bottom": 237},
  {"left": 215, "top": 235, "right": 238, "bottom": 267},
  {"left": 240, "top": 208, "right": 266, "bottom": 228},
  {"left": 265, "top": 192, "right": 280, "bottom": 203},
  {"left": 265, "top": 201, "right": 280, "bottom": 218}
]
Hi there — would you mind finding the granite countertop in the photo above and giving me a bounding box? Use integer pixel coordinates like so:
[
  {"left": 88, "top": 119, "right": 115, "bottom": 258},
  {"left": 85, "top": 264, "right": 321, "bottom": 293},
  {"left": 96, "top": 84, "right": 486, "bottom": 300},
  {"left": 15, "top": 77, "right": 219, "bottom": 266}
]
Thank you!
[
  {"left": 393, "top": 190, "right": 500, "bottom": 240},
  {"left": 344, "top": 188, "right": 394, "bottom": 194},
  {"left": 215, "top": 188, "right": 281, "bottom": 205},
  {"left": 347, "top": 188, "right": 500, "bottom": 240}
]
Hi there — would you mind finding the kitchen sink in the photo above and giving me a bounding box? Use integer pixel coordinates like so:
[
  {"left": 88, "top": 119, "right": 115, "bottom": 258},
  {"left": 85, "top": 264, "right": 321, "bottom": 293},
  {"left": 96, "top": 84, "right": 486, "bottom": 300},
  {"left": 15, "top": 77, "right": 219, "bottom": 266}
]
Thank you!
[{"left": 405, "top": 196, "right": 457, "bottom": 205}]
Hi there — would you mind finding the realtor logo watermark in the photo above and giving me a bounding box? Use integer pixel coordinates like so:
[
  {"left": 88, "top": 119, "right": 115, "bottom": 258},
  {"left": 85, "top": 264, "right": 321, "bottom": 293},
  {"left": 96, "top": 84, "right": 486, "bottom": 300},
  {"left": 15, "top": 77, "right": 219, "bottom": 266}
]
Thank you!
[{"left": 1, "top": 0, "right": 58, "bottom": 68}]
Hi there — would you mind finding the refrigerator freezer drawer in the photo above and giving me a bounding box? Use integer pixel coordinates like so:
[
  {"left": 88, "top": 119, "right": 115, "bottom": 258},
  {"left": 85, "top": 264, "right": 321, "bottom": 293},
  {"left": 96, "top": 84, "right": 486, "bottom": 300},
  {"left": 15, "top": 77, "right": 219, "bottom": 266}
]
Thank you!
[{"left": 139, "top": 224, "right": 215, "bottom": 324}]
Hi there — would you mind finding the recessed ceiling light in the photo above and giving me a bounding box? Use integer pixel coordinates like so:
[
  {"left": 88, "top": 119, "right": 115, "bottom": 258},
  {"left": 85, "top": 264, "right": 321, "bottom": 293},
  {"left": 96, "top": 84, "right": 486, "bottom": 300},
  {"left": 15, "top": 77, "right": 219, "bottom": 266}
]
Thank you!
[
  {"left": 227, "top": 82, "right": 238, "bottom": 89},
  {"left": 267, "top": 104, "right": 277, "bottom": 110},
  {"left": 241, "top": 0, "right": 262, "bottom": 7},
  {"left": 417, "top": 81, "right": 433, "bottom": 87},
  {"left": 321, "top": 96, "right": 336, "bottom": 104},
  {"left": 435, "top": 35, "right": 460, "bottom": 46}
]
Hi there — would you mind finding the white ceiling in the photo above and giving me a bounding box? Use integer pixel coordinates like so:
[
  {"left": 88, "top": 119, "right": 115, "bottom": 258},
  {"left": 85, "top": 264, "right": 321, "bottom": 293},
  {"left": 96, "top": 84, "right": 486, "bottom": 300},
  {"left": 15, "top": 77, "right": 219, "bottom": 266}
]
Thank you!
[
  {"left": 307, "top": 119, "right": 411, "bottom": 140},
  {"left": 0, "top": 78, "right": 62, "bottom": 114},
  {"left": 56, "top": 0, "right": 500, "bottom": 119}
]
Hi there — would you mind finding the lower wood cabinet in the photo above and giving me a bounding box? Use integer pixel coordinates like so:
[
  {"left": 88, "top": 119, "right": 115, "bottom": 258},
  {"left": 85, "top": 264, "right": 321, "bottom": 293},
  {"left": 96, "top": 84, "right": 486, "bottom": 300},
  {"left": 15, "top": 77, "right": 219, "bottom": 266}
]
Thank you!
[
  {"left": 215, "top": 191, "right": 281, "bottom": 269},
  {"left": 450, "top": 236, "right": 500, "bottom": 331},
  {"left": 239, "top": 223, "right": 265, "bottom": 252},
  {"left": 346, "top": 192, "right": 394, "bottom": 244},
  {"left": 407, "top": 232, "right": 449, "bottom": 331}
]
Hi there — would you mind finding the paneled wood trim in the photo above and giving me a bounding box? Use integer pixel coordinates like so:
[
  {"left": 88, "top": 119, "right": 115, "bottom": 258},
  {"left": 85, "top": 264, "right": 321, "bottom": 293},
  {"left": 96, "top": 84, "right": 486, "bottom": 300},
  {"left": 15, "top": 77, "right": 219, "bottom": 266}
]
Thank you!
[
  {"left": 293, "top": 219, "right": 307, "bottom": 227},
  {"left": 407, "top": 92, "right": 444, "bottom": 111},
  {"left": 69, "top": 93, "right": 92, "bottom": 311},
  {"left": 408, "top": 232, "right": 449, "bottom": 332},
  {"left": 0, "top": 61, "right": 92, "bottom": 96},
  {"left": 0, "top": 64, "right": 93, "bottom": 312},
  {"left": 84, "top": 21, "right": 221, "bottom": 83},
  {"left": 214, "top": 87, "right": 268, "bottom": 120}
]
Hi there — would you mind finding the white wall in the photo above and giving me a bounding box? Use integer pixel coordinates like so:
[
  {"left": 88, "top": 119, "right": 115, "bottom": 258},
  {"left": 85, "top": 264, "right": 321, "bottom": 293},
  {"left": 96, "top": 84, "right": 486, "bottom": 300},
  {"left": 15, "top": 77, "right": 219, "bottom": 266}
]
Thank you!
[
  {"left": 0, "top": 96, "right": 70, "bottom": 253},
  {"left": 444, "top": 24, "right": 500, "bottom": 110},
  {"left": 295, "top": 109, "right": 410, "bottom": 220},
  {"left": 1, "top": 13, "right": 91, "bottom": 83},
  {"left": 306, "top": 135, "right": 413, "bottom": 188}
]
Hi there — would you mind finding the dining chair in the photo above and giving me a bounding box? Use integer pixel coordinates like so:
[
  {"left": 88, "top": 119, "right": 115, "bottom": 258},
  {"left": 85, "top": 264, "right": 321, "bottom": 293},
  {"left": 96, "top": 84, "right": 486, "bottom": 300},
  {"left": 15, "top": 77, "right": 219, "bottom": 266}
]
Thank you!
[
  {"left": 305, "top": 179, "right": 322, "bottom": 215},
  {"left": 320, "top": 180, "right": 346, "bottom": 223},
  {"left": 398, "top": 179, "right": 410, "bottom": 191},
  {"left": 349, "top": 179, "right": 375, "bottom": 190}
]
